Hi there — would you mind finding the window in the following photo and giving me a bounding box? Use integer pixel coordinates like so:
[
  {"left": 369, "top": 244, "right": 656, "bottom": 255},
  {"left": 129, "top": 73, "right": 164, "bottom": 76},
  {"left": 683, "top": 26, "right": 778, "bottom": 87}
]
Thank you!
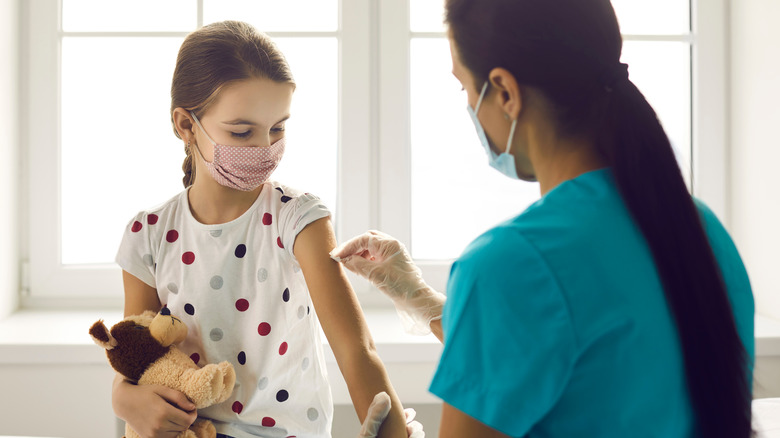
[{"left": 22, "top": 0, "right": 728, "bottom": 306}]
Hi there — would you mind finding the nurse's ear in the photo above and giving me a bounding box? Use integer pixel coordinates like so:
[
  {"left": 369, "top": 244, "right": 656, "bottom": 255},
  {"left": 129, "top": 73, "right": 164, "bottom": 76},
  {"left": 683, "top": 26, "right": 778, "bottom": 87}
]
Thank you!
[
  {"left": 172, "top": 107, "right": 197, "bottom": 143},
  {"left": 488, "top": 67, "right": 523, "bottom": 121}
]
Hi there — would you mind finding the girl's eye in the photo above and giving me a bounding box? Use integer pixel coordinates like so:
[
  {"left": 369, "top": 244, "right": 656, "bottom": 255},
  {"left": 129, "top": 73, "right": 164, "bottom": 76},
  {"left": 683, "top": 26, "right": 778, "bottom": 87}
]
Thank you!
[
  {"left": 271, "top": 126, "right": 286, "bottom": 133},
  {"left": 231, "top": 130, "right": 252, "bottom": 138}
]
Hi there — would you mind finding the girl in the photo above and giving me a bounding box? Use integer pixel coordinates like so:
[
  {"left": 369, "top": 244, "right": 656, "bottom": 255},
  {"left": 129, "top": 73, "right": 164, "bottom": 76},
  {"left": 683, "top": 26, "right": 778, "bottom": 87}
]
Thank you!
[{"left": 112, "top": 20, "right": 408, "bottom": 438}]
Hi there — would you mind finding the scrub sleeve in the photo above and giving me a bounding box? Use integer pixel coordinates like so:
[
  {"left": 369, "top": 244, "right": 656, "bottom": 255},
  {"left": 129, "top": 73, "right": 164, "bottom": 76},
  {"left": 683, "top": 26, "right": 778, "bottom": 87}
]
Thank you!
[{"left": 429, "top": 228, "right": 578, "bottom": 437}]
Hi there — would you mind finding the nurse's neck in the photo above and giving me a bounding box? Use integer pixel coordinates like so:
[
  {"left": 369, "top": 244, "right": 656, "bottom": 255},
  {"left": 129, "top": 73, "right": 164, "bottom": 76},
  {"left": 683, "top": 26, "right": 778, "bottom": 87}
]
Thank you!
[{"left": 522, "top": 113, "right": 606, "bottom": 196}]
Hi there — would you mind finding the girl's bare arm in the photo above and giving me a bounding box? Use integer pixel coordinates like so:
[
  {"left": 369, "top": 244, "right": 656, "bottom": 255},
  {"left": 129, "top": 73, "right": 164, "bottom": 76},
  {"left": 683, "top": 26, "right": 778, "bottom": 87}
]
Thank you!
[{"left": 295, "top": 217, "right": 408, "bottom": 438}]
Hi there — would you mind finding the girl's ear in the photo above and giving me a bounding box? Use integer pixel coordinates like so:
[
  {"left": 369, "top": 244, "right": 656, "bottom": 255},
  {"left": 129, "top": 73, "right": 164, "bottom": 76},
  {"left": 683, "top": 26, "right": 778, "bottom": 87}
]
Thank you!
[
  {"left": 172, "top": 108, "right": 195, "bottom": 142},
  {"left": 488, "top": 67, "right": 523, "bottom": 121}
]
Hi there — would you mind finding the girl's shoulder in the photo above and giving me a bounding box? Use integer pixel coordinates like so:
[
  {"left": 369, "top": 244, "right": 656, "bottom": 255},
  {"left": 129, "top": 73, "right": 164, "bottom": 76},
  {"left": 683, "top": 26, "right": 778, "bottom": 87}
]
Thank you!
[
  {"left": 264, "top": 181, "right": 326, "bottom": 212},
  {"left": 122, "top": 190, "right": 188, "bottom": 232}
]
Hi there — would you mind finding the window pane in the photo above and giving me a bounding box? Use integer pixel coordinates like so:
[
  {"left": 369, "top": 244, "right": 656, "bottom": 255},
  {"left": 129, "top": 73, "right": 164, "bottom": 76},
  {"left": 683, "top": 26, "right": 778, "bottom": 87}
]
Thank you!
[
  {"left": 621, "top": 41, "right": 692, "bottom": 183},
  {"left": 409, "top": 38, "right": 692, "bottom": 260},
  {"left": 270, "top": 38, "right": 339, "bottom": 221},
  {"left": 410, "top": 1, "right": 691, "bottom": 35},
  {"left": 410, "top": 38, "right": 540, "bottom": 260},
  {"left": 62, "top": 0, "right": 196, "bottom": 32},
  {"left": 60, "top": 36, "right": 338, "bottom": 266},
  {"left": 611, "top": 0, "right": 690, "bottom": 35},
  {"left": 411, "top": 0, "right": 446, "bottom": 33},
  {"left": 61, "top": 37, "right": 185, "bottom": 265},
  {"left": 203, "top": 0, "right": 338, "bottom": 32}
]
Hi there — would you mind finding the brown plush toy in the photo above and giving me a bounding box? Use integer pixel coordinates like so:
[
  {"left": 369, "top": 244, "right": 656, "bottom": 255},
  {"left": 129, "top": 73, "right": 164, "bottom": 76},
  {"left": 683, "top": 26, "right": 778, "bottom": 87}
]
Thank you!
[{"left": 90, "top": 308, "right": 236, "bottom": 438}]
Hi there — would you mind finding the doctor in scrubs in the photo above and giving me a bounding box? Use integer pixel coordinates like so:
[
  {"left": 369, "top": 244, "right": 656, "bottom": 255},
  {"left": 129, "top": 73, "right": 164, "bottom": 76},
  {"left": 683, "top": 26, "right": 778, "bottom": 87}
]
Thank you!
[{"left": 332, "top": 0, "right": 755, "bottom": 437}]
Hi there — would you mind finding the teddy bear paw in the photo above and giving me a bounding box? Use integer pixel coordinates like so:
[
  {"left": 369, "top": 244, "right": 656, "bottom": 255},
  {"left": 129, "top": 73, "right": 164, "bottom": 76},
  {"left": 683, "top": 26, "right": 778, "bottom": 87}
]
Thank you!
[{"left": 189, "top": 418, "right": 217, "bottom": 438}]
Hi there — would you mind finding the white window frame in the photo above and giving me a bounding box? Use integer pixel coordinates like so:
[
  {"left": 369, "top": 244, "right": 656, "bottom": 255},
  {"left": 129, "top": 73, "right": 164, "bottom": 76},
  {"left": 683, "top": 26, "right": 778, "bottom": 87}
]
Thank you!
[
  {"left": 20, "top": 0, "right": 729, "bottom": 308},
  {"left": 376, "top": 0, "right": 731, "bottom": 296}
]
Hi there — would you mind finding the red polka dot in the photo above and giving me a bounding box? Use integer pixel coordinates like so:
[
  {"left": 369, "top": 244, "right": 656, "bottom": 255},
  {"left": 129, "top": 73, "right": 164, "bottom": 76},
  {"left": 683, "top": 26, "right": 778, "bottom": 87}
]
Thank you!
[
  {"left": 277, "top": 237, "right": 284, "bottom": 249},
  {"left": 232, "top": 401, "right": 243, "bottom": 414},
  {"left": 182, "top": 252, "right": 195, "bottom": 264},
  {"left": 262, "top": 417, "right": 276, "bottom": 427},
  {"left": 263, "top": 213, "right": 273, "bottom": 225},
  {"left": 147, "top": 214, "right": 159, "bottom": 225},
  {"left": 166, "top": 230, "right": 179, "bottom": 243},
  {"left": 258, "top": 322, "right": 271, "bottom": 336},
  {"left": 236, "top": 299, "right": 249, "bottom": 312},
  {"left": 131, "top": 221, "right": 142, "bottom": 232},
  {"left": 279, "top": 342, "right": 288, "bottom": 355},
  {"left": 190, "top": 353, "right": 200, "bottom": 364}
]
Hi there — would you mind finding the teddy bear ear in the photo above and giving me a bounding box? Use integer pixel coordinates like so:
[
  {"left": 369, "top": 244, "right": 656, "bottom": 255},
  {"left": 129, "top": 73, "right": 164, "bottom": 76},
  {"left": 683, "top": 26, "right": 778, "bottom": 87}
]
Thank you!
[{"left": 89, "top": 320, "right": 118, "bottom": 350}]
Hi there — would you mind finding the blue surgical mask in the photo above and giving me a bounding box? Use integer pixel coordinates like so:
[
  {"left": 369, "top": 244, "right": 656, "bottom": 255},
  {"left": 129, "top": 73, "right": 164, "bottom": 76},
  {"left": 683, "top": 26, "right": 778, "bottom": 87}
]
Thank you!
[{"left": 467, "top": 81, "right": 520, "bottom": 180}]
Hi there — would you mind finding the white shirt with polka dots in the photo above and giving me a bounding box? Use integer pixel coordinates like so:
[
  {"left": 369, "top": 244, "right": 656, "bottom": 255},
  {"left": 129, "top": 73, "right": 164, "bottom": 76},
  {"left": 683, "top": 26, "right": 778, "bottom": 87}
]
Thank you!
[{"left": 116, "top": 181, "right": 334, "bottom": 438}]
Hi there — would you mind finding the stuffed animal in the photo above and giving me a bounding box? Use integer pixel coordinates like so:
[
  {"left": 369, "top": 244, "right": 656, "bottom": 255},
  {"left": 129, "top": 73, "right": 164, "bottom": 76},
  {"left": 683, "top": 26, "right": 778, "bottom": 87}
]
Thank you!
[{"left": 90, "top": 308, "right": 236, "bottom": 438}]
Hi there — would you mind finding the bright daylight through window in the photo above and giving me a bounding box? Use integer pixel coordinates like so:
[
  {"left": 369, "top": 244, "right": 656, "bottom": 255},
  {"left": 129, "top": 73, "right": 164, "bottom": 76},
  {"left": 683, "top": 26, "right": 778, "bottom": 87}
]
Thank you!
[{"left": 24, "top": 0, "right": 699, "bottom": 301}]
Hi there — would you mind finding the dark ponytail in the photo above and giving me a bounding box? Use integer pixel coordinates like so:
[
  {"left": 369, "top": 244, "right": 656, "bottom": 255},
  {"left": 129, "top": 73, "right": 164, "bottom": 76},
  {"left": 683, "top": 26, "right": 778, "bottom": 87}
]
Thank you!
[{"left": 446, "top": 0, "right": 752, "bottom": 436}]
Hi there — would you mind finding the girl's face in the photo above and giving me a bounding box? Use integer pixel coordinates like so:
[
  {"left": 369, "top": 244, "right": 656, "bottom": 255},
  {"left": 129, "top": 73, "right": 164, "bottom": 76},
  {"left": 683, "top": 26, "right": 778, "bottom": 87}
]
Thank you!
[{"left": 192, "top": 77, "right": 294, "bottom": 163}]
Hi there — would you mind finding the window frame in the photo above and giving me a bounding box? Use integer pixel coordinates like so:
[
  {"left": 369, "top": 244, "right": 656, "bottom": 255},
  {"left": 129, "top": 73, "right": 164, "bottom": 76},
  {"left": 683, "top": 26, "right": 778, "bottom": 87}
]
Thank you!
[{"left": 20, "top": 0, "right": 729, "bottom": 308}]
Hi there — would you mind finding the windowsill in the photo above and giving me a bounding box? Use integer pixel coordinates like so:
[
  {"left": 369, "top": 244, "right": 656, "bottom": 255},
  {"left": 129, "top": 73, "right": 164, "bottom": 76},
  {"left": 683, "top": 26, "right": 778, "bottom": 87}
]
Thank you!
[
  {"left": 2, "top": 310, "right": 779, "bottom": 365},
  {"left": 0, "top": 308, "right": 442, "bottom": 365},
  {"left": 756, "top": 313, "right": 780, "bottom": 356}
]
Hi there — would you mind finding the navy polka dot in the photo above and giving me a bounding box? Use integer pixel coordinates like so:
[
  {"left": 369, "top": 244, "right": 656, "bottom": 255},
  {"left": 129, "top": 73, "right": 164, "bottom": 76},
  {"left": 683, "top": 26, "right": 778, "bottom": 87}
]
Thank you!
[
  {"left": 235, "top": 244, "right": 247, "bottom": 258},
  {"left": 238, "top": 351, "right": 246, "bottom": 365},
  {"left": 184, "top": 303, "right": 195, "bottom": 315},
  {"left": 282, "top": 288, "right": 290, "bottom": 302},
  {"left": 276, "top": 390, "right": 289, "bottom": 402}
]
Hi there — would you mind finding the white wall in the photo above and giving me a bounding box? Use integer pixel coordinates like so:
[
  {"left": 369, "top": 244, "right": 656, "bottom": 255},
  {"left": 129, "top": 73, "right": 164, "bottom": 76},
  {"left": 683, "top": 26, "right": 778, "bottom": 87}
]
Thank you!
[
  {"left": 0, "top": 0, "right": 20, "bottom": 319},
  {"left": 730, "top": 0, "right": 780, "bottom": 321}
]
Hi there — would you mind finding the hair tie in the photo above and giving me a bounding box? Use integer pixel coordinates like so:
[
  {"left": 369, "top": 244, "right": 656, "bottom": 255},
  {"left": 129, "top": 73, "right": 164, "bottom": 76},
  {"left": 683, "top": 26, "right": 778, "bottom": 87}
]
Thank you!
[{"left": 602, "top": 63, "right": 629, "bottom": 92}]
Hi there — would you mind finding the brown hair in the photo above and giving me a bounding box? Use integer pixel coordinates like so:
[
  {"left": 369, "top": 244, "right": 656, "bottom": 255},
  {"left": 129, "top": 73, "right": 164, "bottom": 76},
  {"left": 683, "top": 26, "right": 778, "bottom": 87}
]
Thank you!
[{"left": 170, "top": 20, "right": 295, "bottom": 188}]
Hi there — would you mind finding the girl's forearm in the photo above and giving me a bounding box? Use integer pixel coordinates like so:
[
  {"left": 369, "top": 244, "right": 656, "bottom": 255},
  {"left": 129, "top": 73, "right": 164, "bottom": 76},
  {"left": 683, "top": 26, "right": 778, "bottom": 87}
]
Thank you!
[{"left": 339, "top": 348, "right": 409, "bottom": 438}]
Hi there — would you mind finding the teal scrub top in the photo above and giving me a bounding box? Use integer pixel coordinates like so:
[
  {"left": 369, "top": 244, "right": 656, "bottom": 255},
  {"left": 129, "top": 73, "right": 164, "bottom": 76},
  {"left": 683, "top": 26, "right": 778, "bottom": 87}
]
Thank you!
[{"left": 428, "top": 168, "right": 754, "bottom": 437}]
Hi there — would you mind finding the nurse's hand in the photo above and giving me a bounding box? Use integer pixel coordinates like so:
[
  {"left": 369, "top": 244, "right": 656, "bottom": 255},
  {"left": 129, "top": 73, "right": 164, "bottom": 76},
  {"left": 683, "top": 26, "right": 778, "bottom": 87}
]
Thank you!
[
  {"left": 331, "top": 230, "right": 445, "bottom": 335},
  {"left": 359, "top": 392, "right": 426, "bottom": 438}
]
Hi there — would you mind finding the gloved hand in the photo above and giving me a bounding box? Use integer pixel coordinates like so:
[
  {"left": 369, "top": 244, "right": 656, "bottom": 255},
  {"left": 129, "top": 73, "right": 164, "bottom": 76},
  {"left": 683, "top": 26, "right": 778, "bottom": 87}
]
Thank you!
[
  {"left": 330, "top": 230, "right": 445, "bottom": 335},
  {"left": 359, "top": 391, "right": 425, "bottom": 438}
]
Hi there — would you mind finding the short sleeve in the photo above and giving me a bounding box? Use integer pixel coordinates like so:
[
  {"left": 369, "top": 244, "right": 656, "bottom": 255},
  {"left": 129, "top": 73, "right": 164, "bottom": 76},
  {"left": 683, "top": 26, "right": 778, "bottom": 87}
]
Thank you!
[
  {"left": 429, "top": 228, "right": 577, "bottom": 437},
  {"left": 278, "top": 192, "right": 331, "bottom": 260},
  {"left": 115, "top": 212, "right": 157, "bottom": 288}
]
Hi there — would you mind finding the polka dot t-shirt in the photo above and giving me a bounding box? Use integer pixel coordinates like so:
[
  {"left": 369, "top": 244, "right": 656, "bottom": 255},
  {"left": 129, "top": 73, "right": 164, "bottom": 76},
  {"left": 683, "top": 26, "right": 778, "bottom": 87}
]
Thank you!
[{"left": 116, "top": 181, "right": 333, "bottom": 438}]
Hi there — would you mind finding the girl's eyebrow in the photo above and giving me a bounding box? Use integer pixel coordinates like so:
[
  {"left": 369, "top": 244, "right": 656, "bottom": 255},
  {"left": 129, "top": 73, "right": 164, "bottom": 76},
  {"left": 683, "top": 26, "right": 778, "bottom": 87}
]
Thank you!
[
  {"left": 222, "top": 119, "right": 257, "bottom": 126},
  {"left": 221, "top": 115, "right": 290, "bottom": 126}
]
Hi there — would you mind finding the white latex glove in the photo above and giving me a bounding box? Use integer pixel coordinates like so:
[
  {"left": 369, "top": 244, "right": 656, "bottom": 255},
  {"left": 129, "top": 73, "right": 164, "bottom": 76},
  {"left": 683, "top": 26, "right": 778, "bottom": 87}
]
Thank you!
[
  {"left": 359, "top": 391, "right": 426, "bottom": 438},
  {"left": 331, "top": 230, "right": 446, "bottom": 335}
]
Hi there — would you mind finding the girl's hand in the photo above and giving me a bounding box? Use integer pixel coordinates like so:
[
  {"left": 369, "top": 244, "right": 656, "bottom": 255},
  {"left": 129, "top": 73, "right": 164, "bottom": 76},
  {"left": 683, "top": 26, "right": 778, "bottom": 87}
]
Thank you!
[
  {"left": 359, "top": 392, "right": 426, "bottom": 438},
  {"left": 113, "top": 377, "right": 197, "bottom": 438}
]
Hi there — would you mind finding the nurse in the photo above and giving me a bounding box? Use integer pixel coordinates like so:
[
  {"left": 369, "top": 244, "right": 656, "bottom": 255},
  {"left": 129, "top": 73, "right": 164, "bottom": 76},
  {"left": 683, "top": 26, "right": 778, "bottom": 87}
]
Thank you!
[{"left": 331, "top": 0, "right": 755, "bottom": 437}]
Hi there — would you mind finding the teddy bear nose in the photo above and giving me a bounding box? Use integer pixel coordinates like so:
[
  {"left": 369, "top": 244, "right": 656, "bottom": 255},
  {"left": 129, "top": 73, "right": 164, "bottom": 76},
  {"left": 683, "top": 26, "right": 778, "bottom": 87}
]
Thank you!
[{"left": 160, "top": 307, "right": 171, "bottom": 316}]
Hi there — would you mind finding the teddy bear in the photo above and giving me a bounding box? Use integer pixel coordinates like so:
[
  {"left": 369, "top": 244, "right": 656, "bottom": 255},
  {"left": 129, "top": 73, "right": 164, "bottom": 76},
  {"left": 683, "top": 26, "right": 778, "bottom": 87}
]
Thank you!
[{"left": 89, "top": 308, "right": 236, "bottom": 438}]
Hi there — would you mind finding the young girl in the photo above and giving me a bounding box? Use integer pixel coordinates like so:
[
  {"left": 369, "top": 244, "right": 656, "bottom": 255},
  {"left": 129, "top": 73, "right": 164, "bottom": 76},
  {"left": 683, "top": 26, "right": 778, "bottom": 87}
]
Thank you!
[{"left": 112, "top": 20, "right": 408, "bottom": 438}]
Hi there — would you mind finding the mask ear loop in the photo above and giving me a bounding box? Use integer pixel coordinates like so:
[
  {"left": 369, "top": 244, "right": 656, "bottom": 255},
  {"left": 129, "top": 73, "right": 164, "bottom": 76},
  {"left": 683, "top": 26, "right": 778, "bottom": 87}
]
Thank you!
[
  {"left": 189, "top": 111, "right": 218, "bottom": 146},
  {"left": 188, "top": 112, "right": 212, "bottom": 163},
  {"left": 474, "top": 81, "right": 489, "bottom": 114},
  {"left": 506, "top": 118, "right": 518, "bottom": 154}
]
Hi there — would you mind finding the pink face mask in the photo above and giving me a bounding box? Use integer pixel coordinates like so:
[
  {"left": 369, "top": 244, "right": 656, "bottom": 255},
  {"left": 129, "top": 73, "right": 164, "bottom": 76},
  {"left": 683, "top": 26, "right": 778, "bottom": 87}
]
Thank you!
[{"left": 190, "top": 111, "right": 285, "bottom": 191}]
